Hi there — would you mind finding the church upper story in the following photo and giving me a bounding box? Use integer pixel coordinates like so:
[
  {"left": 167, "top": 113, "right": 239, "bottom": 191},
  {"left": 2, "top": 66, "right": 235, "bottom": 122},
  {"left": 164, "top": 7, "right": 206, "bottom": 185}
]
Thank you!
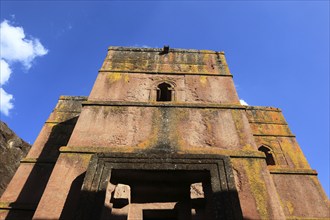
[
  {"left": 100, "top": 46, "right": 231, "bottom": 75},
  {"left": 88, "top": 46, "right": 240, "bottom": 104}
]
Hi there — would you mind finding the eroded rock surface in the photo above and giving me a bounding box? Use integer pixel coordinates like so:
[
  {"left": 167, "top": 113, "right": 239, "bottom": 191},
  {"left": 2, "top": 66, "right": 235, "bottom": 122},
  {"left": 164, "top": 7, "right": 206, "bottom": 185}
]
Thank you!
[{"left": 0, "top": 121, "right": 31, "bottom": 196}]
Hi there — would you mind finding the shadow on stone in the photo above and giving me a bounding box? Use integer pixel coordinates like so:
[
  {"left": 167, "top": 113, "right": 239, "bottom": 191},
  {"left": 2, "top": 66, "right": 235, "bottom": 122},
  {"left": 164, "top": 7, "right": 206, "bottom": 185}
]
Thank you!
[
  {"left": 5, "top": 117, "right": 78, "bottom": 220},
  {"left": 72, "top": 187, "right": 243, "bottom": 220},
  {"left": 59, "top": 173, "right": 85, "bottom": 219}
]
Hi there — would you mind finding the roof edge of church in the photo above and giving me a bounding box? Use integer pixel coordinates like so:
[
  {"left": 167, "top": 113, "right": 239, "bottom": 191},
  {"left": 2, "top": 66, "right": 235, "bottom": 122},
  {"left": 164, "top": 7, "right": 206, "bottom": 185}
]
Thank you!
[
  {"left": 108, "top": 46, "right": 224, "bottom": 54},
  {"left": 246, "top": 105, "right": 282, "bottom": 112}
]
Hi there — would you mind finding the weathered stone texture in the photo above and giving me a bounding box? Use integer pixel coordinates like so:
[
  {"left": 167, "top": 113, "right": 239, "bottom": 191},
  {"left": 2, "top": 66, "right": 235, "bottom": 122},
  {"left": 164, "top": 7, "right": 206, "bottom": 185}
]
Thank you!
[
  {"left": 272, "top": 174, "right": 329, "bottom": 218},
  {"left": 33, "top": 153, "right": 91, "bottom": 220},
  {"left": 0, "top": 96, "right": 86, "bottom": 219},
  {"left": 67, "top": 106, "right": 256, "bottom": 152},
  {"left": 101, "top": 47, "right": 230, "bottom": 75},
  {"left": 89, "top": 72, "right": 239, "bottom": 104},
  {"left": 246, "top": 106, "right": 329, "bottom": 218},
  {"left": 0, "top": 121, "right": 31, "bottom": 197}
]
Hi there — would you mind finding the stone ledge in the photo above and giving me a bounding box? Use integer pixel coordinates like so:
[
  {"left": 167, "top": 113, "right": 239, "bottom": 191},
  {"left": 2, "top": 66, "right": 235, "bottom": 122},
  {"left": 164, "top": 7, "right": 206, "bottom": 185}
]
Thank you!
[
  {"left": 248, "top": 120, "right": 288, "bottom": 125},
  {"left": 269, "top": 168, "right": 318, "bottom": 175},
  {"left": 246, "top": 106, "right": 282, "bottom": 112},
  {"left": 50, "top": 110, "right": 82, "bottom": 113},
  {"left": 286, "top": 217, "right": 329, "bottom": 220},
  {"left": 107, "top": 46, "right": 223, "bottom": 54},
  {"left": 82, "top": 101, "right": 246, "bottom": 109},
  {"left": 45, "top": 119, "right": 79, "bottom": 124},
  {"left": 59, "top": 96, "right": 88, "bottom": 101},
  {"left": 59, "top": 146, "right": 265, "bottom": 159},
  {"left": 20, "top": 157, "right": 56, "bottom": 164},
  {"left": 44, "top": 121, "right": 59, "bottom": 125},
  {"left": 253, "top": 134, "right": 296, "bottom": 137},
  {"left": 98, "top": 69, "right": 233, "bottom": 76},
  {"left": 0, "top": 202, "right": 37, "bottom": 211}
]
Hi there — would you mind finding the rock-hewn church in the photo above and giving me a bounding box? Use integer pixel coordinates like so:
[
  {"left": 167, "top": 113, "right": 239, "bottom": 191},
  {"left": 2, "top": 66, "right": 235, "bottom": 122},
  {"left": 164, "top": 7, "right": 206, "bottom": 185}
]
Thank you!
[{"left": 0, "top": 46, "right": 328, "bottom": 220}]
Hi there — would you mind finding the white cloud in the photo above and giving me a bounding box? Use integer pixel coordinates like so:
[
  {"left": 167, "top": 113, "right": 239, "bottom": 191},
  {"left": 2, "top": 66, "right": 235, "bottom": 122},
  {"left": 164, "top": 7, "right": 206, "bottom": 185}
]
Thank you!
[
  {"left": 0, "top": 88, "right": 14, "bottom": 116},
  {"left": 0, "top": 59, "right": 11, "bottom": 85},
  {"left": 0, "top": 20, "right": 48, "bottom": 69},
  {"left": 240, "top": 99, "right": 249, "bottom": 106},
  {"left": 0, "top": 20, "right": 48, "bottom": 116}
]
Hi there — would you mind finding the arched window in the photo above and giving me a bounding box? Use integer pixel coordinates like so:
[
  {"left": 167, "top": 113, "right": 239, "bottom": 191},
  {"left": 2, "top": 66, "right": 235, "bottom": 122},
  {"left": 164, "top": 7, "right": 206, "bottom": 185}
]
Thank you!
[
  {"left": 157, "top": 83, "right": 172, "bottom": 101},
  {"left": 258, "top": 146, "right": 276, "bottom": 166}
]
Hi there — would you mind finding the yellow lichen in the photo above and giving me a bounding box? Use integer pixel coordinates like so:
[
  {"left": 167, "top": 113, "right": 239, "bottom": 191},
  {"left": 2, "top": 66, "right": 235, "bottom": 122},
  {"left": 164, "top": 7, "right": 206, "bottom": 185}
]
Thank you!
[
  {"left": 200, "top": 50, "right": 214, "bottom": 53},
  {"left": 218, "top": 53, "right": 231, "bottom": 75},
  {"left": 62, "top": 153, "right": 92, "bottom": 168},
  {"left": 200, "top": 76, "right": 207, "bottom": 85},
  {"left": 231, "top": 110, "right": 248, "bottom": 146},
  {"left": 279, "top": 138, "right": 309, "bottom": 169},
  {"left": 242, "top": 144, "right": 255, "bottom": 151},
  {"left": 107, "top": 72, "right": 122, "bottom": 82},
  {"left": 286, "top": 200, "right": 294, "bottom": 215},
  {"left": 244, "top": 159, "right": 269, "bottom": 219},
  {"left": 124, "top": 74, "right": 129, "bottom": 83},
  {"left": 135, "top": 110, "right": 160, "bottom": 150}
]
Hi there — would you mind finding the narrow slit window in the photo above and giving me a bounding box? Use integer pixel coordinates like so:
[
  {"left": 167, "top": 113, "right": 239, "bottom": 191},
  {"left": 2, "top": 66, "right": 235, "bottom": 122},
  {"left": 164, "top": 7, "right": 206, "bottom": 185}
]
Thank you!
[
  {"left": 258, "top": 146, "right": 276, "bottom": 166},
  {"left": 157, "top": 83, "right": 172, "bottom": 101}
]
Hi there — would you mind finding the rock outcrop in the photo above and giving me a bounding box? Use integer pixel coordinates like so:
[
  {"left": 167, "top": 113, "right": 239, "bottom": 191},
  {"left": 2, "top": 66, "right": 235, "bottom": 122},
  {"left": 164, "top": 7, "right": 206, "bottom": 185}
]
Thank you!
[{"left": 0, "top": 121, "right": 31, "bottom": 196}]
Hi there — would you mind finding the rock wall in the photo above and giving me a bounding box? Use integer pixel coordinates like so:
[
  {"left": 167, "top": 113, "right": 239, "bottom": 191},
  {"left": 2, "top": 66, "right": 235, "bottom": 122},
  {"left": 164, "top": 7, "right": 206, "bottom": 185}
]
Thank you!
[{"left": 0, "top": 121, "right": 31, "bottom": 196}]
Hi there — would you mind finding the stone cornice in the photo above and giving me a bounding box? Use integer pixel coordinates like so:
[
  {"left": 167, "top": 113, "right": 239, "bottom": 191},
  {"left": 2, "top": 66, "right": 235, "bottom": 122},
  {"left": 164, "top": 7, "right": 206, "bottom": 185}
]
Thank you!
[
  {"left": 82, "top": 101, "right": 246, "bottom": 109},
  {"left": 20, "top": 158, "right": 56, "bottom": 164},
  {"left": 107, "top": 46, "right": 223, "bottom": 54},
  {"left": 0, "top": 202, "right": 37, "bottom": 211},
  {"left": 98, "top": 69, "right": 233, "bottom": 77},
  {"left": 269, "top": 167, "right": 318, "bottom": 175},
  {"left": 253, "top": 134, "right": 296, "bottom": 137},
  {"left": 59, "top": 146, "right": 265, "bottom": 159}
]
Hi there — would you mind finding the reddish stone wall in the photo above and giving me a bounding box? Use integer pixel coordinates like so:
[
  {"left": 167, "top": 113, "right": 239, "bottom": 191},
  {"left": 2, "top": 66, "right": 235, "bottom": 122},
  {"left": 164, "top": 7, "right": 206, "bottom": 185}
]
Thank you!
[
  {"left": 90, "top": 47, "right": 239, "bottom": 104},
  {"left": 272, "top": 174, "right": 329, "bottom": 218},
  {"left": 0, "top": 96, "right": 86, "bottom": 219},
  {"left": 66, "top": 106, "right": 255, "bottom": 151},
  {"left": 246, "top": 106, "right": 330, "bottom": 218},
  {"left": 100, "top": 47, "right": 230, "bottom": 75},
  {"left": 89, "top": 72, "right": 239, "bottom": 104}
]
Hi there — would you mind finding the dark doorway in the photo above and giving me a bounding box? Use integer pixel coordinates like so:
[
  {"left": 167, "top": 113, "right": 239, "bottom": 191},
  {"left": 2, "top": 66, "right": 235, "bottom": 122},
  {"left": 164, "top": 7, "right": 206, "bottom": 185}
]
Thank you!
[
  {"left": 110, "top": 169, "right": 212, "bottom": 219},
  {"left": 74, "top": 153, "right": 243, "bottom": 220}
]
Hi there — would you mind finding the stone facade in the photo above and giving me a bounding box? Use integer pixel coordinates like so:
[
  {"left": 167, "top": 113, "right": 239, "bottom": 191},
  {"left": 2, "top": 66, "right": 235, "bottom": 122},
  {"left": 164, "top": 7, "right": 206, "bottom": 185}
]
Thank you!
[{"left": 0, "top": 46, "right": 328, "bottom": 219}]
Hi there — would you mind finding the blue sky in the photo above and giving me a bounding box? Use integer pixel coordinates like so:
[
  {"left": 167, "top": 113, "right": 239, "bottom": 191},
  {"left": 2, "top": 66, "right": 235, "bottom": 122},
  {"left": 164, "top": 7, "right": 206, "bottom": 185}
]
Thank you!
[{"left": 0, "top": 1, "right": 329, "bottom": 197}]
